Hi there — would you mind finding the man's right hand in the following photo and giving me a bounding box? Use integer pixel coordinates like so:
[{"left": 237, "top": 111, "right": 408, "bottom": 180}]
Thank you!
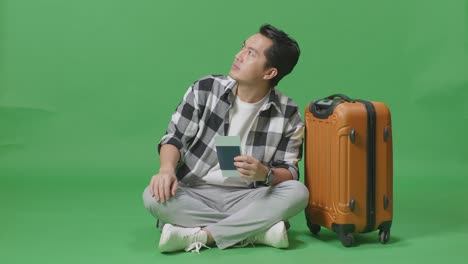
[{"left": 149, "top": 169, "right": 178, "bottom": 203}]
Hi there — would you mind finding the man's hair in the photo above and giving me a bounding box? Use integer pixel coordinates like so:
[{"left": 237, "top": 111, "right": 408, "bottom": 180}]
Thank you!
[{"left": 259, "top": 24, "right": 300, "bottom": 87}]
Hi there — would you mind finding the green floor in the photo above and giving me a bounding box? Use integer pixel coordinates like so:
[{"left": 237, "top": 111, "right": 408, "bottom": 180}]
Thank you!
[
  {"left": 2, "top": 157, "right": 467, "bottom": 264},
  {"left": 2, "top": 0, "right": 468, "bottom": 263}
]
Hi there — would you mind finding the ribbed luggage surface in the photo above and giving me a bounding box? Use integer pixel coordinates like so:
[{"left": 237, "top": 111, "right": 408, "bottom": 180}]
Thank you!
[{"left": 304, "top": 94, "right": 393, "bottom": 247}]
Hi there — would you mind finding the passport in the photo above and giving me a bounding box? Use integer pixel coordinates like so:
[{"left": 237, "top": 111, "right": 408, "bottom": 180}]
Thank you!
[{"left": 214, "top": 136, "right": 241, "bottom": 177}]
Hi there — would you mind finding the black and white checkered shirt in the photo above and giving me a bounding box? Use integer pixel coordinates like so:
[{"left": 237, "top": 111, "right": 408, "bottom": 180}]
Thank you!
[{"left": 159, "top": 75, "right": 304, "bottom": 185}]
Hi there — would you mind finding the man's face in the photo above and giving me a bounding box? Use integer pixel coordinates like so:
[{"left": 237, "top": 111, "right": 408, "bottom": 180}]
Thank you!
[{"left": 229, "top": 33, "right": 275, "bottom": 86}]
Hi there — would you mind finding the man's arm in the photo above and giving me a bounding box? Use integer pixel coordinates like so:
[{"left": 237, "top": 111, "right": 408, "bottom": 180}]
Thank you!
[
  {"left": 233, "top": 156, "right": 292, "bottom": 186},
  {"left": 267, "top": 167, "right": 293, "bottom": 185},
  {"left": 150, "top": 82, "right": 203, "bottom": 202},
  {"left": 149, "top": 144, "right": 180, "bottom": 203},
  {"left": 158, "top": 83, "right": 201, "bottom": 165},
  {"left": 270, "top": 104, "right": 304, "bottom": 181}
]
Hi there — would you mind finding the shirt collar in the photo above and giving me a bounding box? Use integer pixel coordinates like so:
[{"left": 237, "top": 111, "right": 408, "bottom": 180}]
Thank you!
[
  {"left": 263, "top": 87, "right": 282, "bottom": 113},
  {"left": 223, "top": 76, "right": 281, "bottom": 113}
]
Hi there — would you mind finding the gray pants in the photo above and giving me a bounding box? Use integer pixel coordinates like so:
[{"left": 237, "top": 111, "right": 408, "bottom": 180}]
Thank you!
[{"left": 142, "top": 180, "right": 309, "bottom": 249}]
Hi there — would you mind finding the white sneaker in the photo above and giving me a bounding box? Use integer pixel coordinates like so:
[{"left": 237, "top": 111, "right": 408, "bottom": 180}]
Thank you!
[
  {"left": 238, "top": 221, "right": 289, "bottom": 248},
  {"left": 159, "top": 224, "right": 210, "bottom": 253}
]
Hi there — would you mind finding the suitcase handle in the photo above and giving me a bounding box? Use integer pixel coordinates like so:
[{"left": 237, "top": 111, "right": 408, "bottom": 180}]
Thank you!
[
  {"left": 326, "top": 94, "right": 355, "bottom": 102},
  {"left": 309, "top": 94, "right": 354, "bottom": 119},
  {"left": 309, "top": 99, "right": 340, "bottom": 119}
]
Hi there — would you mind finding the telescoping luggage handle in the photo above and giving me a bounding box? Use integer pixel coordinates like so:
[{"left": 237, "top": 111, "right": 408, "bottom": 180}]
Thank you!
[{"left": 309, "top": 94, "right": 355, "bottom": 119}]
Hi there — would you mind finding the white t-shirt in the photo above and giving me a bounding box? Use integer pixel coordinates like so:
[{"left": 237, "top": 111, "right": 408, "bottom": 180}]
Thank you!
[{"left": 201, "top": 90, "right": 269, "bottom": 187}]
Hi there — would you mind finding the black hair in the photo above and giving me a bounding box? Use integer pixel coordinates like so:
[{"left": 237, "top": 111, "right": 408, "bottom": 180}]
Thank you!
[{"left": 259, "top": 24, "right": 300, "bottom": 87}]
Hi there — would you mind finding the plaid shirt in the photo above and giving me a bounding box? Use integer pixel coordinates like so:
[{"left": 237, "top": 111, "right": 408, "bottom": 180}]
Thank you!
[{"left": 159, "top": 75, "right": 304, "bottom": 186}]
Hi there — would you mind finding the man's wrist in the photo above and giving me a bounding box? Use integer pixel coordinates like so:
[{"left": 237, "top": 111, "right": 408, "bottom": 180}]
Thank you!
[
  {"left": 264, "top": 167, "right": 275, "bottom": 186},
  {"left": 159, "top": 167, "right": 175, "bottom": 174}
]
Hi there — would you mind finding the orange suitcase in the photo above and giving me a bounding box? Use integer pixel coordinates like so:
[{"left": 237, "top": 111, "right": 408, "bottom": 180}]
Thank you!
[{"left": 304, "top": 94, "right": 393, "bottom": 247}]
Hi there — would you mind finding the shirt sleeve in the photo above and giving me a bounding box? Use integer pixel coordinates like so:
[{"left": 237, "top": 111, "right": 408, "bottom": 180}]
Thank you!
[
  {"left": 271, "top": 106, "right": 304, "bottom": 181},
  {"left": 158, "top": 83, "right": 200, "bottom": 163}
]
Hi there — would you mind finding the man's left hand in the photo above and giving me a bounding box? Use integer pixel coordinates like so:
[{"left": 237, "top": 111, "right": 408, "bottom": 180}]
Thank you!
[{"left": 234, "top": 155, "right": 268, "bottom": 181}]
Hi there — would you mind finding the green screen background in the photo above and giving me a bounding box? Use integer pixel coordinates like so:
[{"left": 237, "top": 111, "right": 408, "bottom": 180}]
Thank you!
[{"left": 1, "top": 0, "right": 467, "bottom": 263}]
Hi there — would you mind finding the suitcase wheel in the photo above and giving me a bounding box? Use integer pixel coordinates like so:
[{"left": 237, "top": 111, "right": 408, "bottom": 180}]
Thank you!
[
  {"left": 305, "top": 210, "right": 321, "bottom": 235},
  {"left": 308, "top": 223, "right": 321, "bottom": 235},
  {"left": 338, "top": 232, "right": 355, "bottom": 247},
  {"left": 378, "top": 229, "right": 390, "bottom": 244}
]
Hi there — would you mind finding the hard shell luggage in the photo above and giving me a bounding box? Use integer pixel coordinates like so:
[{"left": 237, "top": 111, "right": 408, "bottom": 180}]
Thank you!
[{"left": 304, "top": 94, "right": 393, "bottom": 247}]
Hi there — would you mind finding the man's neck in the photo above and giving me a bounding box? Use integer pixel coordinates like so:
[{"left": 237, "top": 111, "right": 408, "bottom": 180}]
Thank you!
[{"left": 236, "top": 82, "right": 271, "bottom": 103}]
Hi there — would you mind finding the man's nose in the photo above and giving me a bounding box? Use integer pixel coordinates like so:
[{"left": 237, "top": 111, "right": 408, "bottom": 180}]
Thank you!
[{"left": 235, "top": 50, "right": 244, "bottom": 62}]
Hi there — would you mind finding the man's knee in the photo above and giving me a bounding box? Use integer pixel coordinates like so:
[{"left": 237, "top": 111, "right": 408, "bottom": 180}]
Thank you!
[
  {"left": 143, "top": 187, "right": 171, "bottom": 229},
  {"left": 276, "top": 180, "right": 309, "bottom": 208},
  {"left": 143, "top": 186, "right": 160, "bottom": 216},
  {"left": 143, "top": 186, "right": 186, "bottom": 224}
]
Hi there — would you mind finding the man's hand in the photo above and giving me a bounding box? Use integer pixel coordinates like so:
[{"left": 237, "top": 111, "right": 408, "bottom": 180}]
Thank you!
[
  {"left": 149, "top": 169, "right": 178, "bottom": 203},
  {"left": 234, "top": 155, "right": 268, "bottom": 181}
]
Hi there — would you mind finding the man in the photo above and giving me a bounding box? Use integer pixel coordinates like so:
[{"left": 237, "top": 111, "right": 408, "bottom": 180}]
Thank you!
[{"left": 143, "top": 24, "right": 309, "bottom": 253}]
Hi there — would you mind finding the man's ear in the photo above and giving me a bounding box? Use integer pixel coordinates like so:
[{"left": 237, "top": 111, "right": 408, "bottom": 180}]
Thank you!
[{"left": 263, "top": 67, "right": 278, "bottom": 81}]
